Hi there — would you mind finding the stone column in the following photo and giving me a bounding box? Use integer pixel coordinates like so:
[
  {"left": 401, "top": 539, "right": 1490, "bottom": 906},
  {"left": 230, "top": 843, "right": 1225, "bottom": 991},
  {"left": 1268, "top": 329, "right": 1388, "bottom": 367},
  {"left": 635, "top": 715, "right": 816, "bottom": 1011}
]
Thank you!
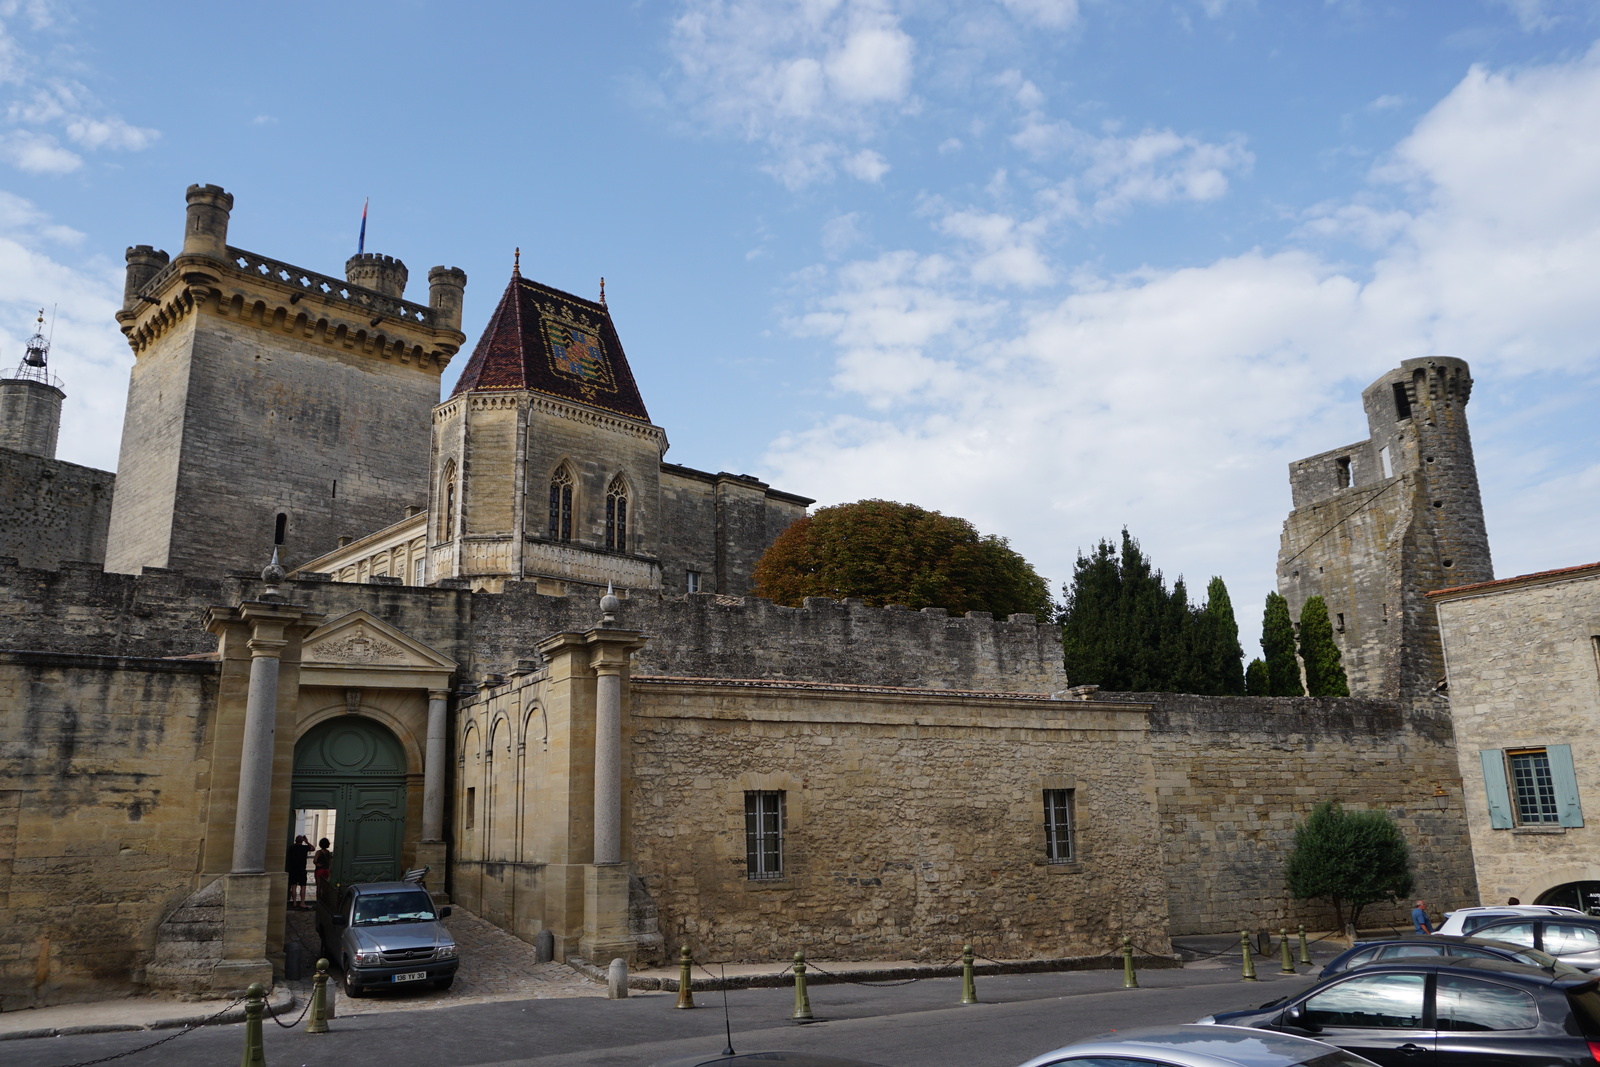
[
  {"left": 231, "top": 631, "right": 286, "bottom": 874},
  {"left": 593, "top": 666, "right": 623, "bottom": 865},
  {"left": 423, "top": 689, "right": 450, "bottom": 843}
]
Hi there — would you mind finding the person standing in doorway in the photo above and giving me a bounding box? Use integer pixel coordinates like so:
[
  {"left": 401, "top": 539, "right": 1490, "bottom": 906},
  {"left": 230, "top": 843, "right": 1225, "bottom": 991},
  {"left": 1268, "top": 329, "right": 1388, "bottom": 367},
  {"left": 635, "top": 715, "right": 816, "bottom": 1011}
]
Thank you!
[
  {"left": 1412, "top": 900, "right": 1434, "bottom": 934},
  {"left": 286, "top": 834, "right": 313, "bottom": 909},
  {"left": 313, "top": 837, "right": 333, "bottom": 904}
]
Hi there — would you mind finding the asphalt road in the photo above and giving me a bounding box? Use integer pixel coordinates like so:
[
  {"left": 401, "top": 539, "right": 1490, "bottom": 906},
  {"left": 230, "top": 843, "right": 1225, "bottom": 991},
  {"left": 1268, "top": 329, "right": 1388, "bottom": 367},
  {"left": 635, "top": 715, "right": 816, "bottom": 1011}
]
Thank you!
[{"left": 5, "top": 966, "right": 1321, "bottom": 1067}]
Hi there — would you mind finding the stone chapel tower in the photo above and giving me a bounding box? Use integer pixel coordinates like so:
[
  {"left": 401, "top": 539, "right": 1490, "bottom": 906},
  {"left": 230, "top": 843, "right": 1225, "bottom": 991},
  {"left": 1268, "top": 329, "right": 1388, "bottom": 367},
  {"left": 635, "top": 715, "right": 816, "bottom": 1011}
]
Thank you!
[
  {"left": 427, "top": 262, "right": 667, "bottom": 593},
  {"left": 103, "top": 185, "right": 468, "bottom": 575},
  {"left": 1278, "top": 356, "right": 1493, "bottom": 704}
]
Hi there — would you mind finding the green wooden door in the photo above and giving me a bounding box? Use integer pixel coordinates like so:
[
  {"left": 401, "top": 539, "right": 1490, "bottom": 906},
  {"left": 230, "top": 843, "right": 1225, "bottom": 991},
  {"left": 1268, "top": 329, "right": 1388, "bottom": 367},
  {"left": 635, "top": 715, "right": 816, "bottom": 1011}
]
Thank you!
[{"left": 292, "top": 718, "right": 408, "bottom": 887}]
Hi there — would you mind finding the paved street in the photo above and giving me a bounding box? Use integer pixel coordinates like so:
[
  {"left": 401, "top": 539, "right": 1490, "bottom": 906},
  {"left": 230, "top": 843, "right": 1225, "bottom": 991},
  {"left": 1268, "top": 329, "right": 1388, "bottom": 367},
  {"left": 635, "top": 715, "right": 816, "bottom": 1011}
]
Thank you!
[{"left": 5, "top": 957, "right": 1321, "bottom": 1067}]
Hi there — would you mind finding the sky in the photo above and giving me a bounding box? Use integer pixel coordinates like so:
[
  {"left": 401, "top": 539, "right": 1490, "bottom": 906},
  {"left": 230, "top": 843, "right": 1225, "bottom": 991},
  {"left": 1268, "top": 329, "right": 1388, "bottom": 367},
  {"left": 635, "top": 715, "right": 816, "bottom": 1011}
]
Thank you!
[{"left": 2, "top": 0, "right": 1599, "bottom": 642}]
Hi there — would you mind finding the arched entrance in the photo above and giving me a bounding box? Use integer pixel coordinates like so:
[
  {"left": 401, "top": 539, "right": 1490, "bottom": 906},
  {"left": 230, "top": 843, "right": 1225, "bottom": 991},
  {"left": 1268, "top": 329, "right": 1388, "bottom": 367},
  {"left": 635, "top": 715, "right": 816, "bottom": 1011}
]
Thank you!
[
  {"left": 292, "top": 717, "right": 408, "bottom": 887},
  {"left": 1537, "top": 881, "right": 1600, "bottom": 915}
]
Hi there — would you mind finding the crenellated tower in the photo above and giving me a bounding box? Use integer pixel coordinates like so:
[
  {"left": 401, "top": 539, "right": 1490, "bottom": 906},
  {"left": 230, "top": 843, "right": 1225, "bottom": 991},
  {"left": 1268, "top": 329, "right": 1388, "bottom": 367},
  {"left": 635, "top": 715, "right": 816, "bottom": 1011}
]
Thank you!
[
  {"left": 103, "top": 184, "right": 469, "bottom": 575},
  {"left": 1278, "top": 356, "right": 1493, "bottom": 705}
]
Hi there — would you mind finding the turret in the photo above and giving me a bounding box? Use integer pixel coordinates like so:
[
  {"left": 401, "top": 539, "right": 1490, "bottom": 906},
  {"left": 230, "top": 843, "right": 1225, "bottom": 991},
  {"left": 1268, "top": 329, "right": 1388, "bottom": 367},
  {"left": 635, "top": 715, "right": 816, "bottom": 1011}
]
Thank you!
[
  {"left": 0, "top": 310, "right": 64, "bottom": 459},
  {"left": 123, "top": 245, "right": 170, "bottom": 311},
  {"left": 428, "top": 266, "right": 467, "bottom": 332},
  {"left": 345, "top": 253, "right": 409, "bottom": 299},
  {"left": 181, "top": 184, "right": 234, "bottom": 261}
]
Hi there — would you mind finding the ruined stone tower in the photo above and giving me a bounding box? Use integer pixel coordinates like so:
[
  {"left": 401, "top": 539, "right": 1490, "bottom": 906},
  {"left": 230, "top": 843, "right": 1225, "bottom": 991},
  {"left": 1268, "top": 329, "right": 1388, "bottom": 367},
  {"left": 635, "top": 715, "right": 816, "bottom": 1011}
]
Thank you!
[
  {"left": 1278, "top": 356, "right": 1492, "bottom": 704},
  {"left": 102, "top": 185, "right": 468, "bottom": 575}
]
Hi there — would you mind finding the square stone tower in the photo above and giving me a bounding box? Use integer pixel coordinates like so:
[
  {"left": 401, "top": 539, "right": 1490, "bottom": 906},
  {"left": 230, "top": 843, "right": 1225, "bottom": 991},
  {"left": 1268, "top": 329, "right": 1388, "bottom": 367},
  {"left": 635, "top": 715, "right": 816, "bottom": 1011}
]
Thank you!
[
  {"left": 1278, "top": 356, "right": 1492, "bottom": 704},
  {"left": 104, "top": 185, "right": 467, "bottom": 575}
]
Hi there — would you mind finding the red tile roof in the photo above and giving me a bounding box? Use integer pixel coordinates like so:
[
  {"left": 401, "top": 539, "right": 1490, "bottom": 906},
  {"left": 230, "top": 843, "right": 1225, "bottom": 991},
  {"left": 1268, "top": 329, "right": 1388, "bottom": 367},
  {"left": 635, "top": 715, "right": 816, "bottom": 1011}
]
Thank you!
[
  {"left": 1426, "top": 559, "right": 1600, "bottom": 599},
  {"left": 450, "top": 270, "right": 651, "bottom": 422}
]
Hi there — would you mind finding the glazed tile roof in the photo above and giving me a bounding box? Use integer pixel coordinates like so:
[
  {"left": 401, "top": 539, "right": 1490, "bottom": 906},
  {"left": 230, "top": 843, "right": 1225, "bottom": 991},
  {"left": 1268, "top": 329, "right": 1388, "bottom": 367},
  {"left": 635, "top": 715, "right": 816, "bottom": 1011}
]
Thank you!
[{"left": 450, "top": 269, "right": 651, "bottom": 422}]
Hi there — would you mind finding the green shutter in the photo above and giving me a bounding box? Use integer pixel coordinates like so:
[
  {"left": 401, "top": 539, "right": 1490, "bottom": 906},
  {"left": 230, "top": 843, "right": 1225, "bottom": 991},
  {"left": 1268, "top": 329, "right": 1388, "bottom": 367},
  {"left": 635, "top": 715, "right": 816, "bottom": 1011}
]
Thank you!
[
  {"left": 1480, "top": 750, "right": 1513, "bottom": 829},
  {"left": 1548, "top": 745, "right": 1585, "bottom": 828}
]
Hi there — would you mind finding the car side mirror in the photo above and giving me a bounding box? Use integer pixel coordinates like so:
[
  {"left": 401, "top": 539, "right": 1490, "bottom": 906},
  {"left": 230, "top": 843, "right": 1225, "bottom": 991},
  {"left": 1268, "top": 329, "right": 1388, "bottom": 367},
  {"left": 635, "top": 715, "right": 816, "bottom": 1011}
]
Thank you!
[
  {"left": 333, "top": 915, "right": 347, "bottom": 927},
  {"left": 439, "top": 906, "right": 452, "bottom": 919},
  {"left": 1282, "top": 1003, "right": 1319, "bottom": 1033}
]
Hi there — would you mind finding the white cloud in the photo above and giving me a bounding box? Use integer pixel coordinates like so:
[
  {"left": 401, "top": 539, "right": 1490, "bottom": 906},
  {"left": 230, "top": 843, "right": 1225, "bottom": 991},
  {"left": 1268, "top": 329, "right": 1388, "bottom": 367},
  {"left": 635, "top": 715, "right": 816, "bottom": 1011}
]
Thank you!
[
  {"left": 0, "top": 8, "right": 159, "bottom": 173},
  {"left": 998, "top": 0, "right": 1079, "bottom": 29},
  {"left": 763, "top": 43, "right": 1600, "bottom": 620},
  {"left": 668, "top": 0, "right": 915, "bottom": 186}
]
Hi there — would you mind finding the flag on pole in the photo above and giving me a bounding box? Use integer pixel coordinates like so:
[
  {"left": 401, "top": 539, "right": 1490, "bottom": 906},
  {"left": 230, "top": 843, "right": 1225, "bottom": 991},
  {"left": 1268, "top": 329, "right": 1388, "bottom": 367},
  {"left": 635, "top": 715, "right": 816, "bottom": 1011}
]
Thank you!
[{"left": 358, "top": 197, "right": 368, "bottom": 254}]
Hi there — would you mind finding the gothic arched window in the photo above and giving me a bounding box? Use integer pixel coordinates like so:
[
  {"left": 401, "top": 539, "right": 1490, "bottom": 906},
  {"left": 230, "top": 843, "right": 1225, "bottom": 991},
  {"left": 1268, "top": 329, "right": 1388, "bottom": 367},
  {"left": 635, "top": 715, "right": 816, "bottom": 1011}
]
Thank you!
[
  {"left": 605, "top": 475, "right": 629, "bottom": 551},
  {"left": 440, "top": 461, "right": 457, "bottom": 541},
  {"left": 548, "top": 466, "right": 574, "bottom": 542}
]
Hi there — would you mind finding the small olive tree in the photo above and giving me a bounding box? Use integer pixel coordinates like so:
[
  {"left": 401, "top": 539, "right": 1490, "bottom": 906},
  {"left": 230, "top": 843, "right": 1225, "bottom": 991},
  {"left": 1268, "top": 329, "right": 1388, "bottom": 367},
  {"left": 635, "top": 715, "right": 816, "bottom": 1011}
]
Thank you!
[{"left": 1285, "top": 801, "right": 1415, "bottom": 931}]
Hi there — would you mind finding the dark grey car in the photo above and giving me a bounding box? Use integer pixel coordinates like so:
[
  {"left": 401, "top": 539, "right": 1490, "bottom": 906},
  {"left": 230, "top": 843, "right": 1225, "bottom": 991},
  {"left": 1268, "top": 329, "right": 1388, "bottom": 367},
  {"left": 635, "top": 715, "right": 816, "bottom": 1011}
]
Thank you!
[{"left": 1470, "top": 916, "right": 1600, "bottom": 972}]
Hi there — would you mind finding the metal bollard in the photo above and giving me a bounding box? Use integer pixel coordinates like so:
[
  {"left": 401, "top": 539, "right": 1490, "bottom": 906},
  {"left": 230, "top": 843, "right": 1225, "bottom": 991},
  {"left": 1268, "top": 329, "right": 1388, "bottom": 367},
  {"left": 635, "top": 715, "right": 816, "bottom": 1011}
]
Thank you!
[
  {"left": 675, "top": 944, "right": 696, "bottom": 1009},
  {"left": 1240, "top": 931, "right": 1258, "bottom": 981},
  {"left": 240, "top": 982, "right": 266, "bottom": 1067},
  {"left": 1280, "top": 929, "right": 1295, "bottom": 974},
  {"left": 792, "top": 950, "right": 813, "bottom": 1021},
  {"left": 960, "top": 944, "right": 977, "bottom": 1004},
  {"left": 1122, "top": 935, "right": 1138, "bottom": 989},
  {"left": 1298, "top": 924, "right": 1311, "bottom": 967},
  {"left": 306, "top": 959, "right": 330, "bottom": 1034}
]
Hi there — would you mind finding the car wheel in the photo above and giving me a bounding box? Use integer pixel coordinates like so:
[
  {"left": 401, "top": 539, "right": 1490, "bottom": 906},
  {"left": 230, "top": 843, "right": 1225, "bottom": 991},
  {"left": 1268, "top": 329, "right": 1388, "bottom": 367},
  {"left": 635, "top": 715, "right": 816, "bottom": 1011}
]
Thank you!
[
  {"left": 433, "top": 975, "right": 454, "bottom": 991},
  {"left": 342, "top": 961, "right": 365, "bottom": 998}
]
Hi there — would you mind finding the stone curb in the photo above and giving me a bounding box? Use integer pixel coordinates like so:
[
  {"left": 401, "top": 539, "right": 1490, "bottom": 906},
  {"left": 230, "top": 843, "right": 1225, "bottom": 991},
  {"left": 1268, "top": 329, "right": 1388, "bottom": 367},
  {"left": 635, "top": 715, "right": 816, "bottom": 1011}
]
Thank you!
[
  {"left": 0, "top": 989, "right": 297, "bottom": 1041},
  {"left": 570, "top": 953, "right": 1182, "bottom": 992}
]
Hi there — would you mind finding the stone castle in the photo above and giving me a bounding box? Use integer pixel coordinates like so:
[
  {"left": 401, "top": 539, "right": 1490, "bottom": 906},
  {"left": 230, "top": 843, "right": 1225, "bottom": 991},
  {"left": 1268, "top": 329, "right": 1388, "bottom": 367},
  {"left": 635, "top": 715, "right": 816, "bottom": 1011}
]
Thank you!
[{"left": 0, "top": 185, "right": 1486, "bottom": 1010}]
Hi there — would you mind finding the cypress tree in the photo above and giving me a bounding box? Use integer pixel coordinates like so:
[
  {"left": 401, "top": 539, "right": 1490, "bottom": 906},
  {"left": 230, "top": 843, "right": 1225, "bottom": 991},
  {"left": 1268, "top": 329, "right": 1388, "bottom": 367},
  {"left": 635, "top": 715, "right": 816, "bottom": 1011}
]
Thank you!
[
  {"left": 1245, "top": 658, "right": 1270, "bottom": 696},
  {"left": 1299, "top": 595, "right": 1351, "bottom": 697},
  {"left": 1262, "top": 592, "right": 1304, "bottom": 696},
  {"left": 1195, "top": 577, "right": 1246, "bottom": 695},
  {"left": 1059, "top": 539, "right": 1124, "bottom": 688}
]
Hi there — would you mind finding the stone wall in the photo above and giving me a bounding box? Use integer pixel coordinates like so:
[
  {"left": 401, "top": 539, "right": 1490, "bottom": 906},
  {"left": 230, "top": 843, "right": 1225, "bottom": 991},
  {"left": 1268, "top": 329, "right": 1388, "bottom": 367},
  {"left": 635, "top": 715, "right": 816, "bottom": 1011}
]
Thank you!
[
  {"left": 0, "top": 561, "right": 1065, "bottom": 695},
  {"left": 0, "top": 449, "right": 115, "bottom": 570},
  {"left": 1104, "top": 691, "right": 1478, "bottom": 934},
  {"left": 0, "top": 651, "right": 218, "bottom": 1010},
  {"left": 1432, "top": 564, "right": 1600, "bottom": 906}
]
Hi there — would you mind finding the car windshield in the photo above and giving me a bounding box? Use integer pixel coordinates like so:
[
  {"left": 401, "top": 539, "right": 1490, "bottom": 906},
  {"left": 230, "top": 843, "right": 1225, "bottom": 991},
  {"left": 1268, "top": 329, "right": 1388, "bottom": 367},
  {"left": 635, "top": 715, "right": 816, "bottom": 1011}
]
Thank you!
[{"left": 352, "top": 892, "right": 436, "bottom": 925}]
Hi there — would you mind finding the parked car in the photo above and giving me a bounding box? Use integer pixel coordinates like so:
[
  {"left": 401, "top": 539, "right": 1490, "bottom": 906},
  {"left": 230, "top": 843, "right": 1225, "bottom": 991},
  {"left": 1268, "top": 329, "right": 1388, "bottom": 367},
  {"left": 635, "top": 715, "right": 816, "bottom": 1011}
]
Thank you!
[
  {"left": 1015, "top": 1024, "right": 1378, "bottom": 1067},
  {"left": 1197, "top": 958, "right": 1600, "bottom": 1066},
  {"left": 1471, "top": 915, "right": 1600, "bottom": 972},
  {"left": 1319, "top": 934, "right": 1585, "bottom": 978},
  {"left": 1435, "top": 905, "right": 1584, "bottom": 938},
  {"left": 315, "top": 880, "right": 459, "bottom": 996}
]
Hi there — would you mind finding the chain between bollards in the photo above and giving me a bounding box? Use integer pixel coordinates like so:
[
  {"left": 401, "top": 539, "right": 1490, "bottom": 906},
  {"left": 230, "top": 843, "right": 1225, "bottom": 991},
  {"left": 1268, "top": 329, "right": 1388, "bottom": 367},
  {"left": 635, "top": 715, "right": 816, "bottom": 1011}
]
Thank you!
[
  {"left": 1298, "top": 924, "right": 1312, "bottom": 966},
  {"left": 1121, "top": 935, "right": 1138, "bottom": 989},
  {"left": 240, "top": 982, "right": 266, "bottom": 1067},
  {"left": 1279, "top": 929, "right": 1296, "bottom": 974},
  {"left": 1239, "top": 930, "right": 1258, "bottom": 981},
  {"left": 960, "top": 944, "right": 977, "bottom": 1004},
  {"left": 306, "top": 959, "right": 330, "bottom": 1034},
  {"left": 792, "top": 950, "right": 814, "bottom": 1021},
  {"left": 675, "top": 944, "right": 696, "bottom": 1009}
]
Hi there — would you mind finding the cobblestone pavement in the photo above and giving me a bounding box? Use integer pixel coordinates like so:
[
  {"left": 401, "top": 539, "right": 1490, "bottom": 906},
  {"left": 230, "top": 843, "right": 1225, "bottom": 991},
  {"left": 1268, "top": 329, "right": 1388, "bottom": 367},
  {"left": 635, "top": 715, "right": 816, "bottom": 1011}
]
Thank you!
[{"left": 284, "top": 904, "right": 605, "bottom": 1014}]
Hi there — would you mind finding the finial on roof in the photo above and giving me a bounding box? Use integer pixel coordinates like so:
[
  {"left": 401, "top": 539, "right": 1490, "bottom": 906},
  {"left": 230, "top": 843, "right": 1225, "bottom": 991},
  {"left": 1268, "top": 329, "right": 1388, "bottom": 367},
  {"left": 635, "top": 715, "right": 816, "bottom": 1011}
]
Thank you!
[
  {"left": 599, "top": 277, "right": 606, "bottom": 307},
  {"left": 600, "top": 580, "right": 621, "bottom": 626},
  {"left": 260, "top": 546, "right": 287, "bottom": 601},
  {"left": 513, "top": 247, "right": 521, "bottom": 277}
]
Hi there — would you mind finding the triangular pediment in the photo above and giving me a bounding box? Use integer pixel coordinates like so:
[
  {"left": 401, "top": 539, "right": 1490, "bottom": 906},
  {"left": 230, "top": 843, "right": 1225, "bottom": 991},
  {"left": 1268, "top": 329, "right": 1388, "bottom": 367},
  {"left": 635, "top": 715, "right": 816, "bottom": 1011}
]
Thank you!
[{"left": 301, "top": 610, "right": 457, "bottom": 673}]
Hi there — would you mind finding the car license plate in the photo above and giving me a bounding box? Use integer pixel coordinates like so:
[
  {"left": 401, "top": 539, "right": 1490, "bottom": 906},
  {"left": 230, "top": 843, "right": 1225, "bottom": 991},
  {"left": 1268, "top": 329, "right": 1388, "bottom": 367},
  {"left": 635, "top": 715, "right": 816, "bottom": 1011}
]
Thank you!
[{"left": 393, "top": 971, "right": 427, "bottom": 983}]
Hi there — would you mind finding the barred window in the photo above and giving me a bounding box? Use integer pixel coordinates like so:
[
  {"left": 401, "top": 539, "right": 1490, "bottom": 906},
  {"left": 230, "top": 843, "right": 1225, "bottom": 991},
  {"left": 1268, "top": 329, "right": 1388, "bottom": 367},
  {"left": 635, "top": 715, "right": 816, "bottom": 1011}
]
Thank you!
[
  {"left": 1509, "top": 750, "right": 1560, "bottom": 825},
  {"left": 548, "top": 467, "right": 573, "bottom": 542},
  {"left": 745, "top": 790, "right": 784, "bottom": 880},
  {"left": 605, "top": 475, "right": 628, "bottom": 551},
  {"left": 1044, "top": 788, "right": 1075, "bottom": 863}
]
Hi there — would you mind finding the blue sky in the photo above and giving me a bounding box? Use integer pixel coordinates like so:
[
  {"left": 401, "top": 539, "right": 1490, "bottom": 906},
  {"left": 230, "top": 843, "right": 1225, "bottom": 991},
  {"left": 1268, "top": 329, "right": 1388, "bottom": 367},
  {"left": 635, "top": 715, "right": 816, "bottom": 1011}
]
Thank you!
[{"left": 3, "top": 0, "right": 1599, "bottom": 638}]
